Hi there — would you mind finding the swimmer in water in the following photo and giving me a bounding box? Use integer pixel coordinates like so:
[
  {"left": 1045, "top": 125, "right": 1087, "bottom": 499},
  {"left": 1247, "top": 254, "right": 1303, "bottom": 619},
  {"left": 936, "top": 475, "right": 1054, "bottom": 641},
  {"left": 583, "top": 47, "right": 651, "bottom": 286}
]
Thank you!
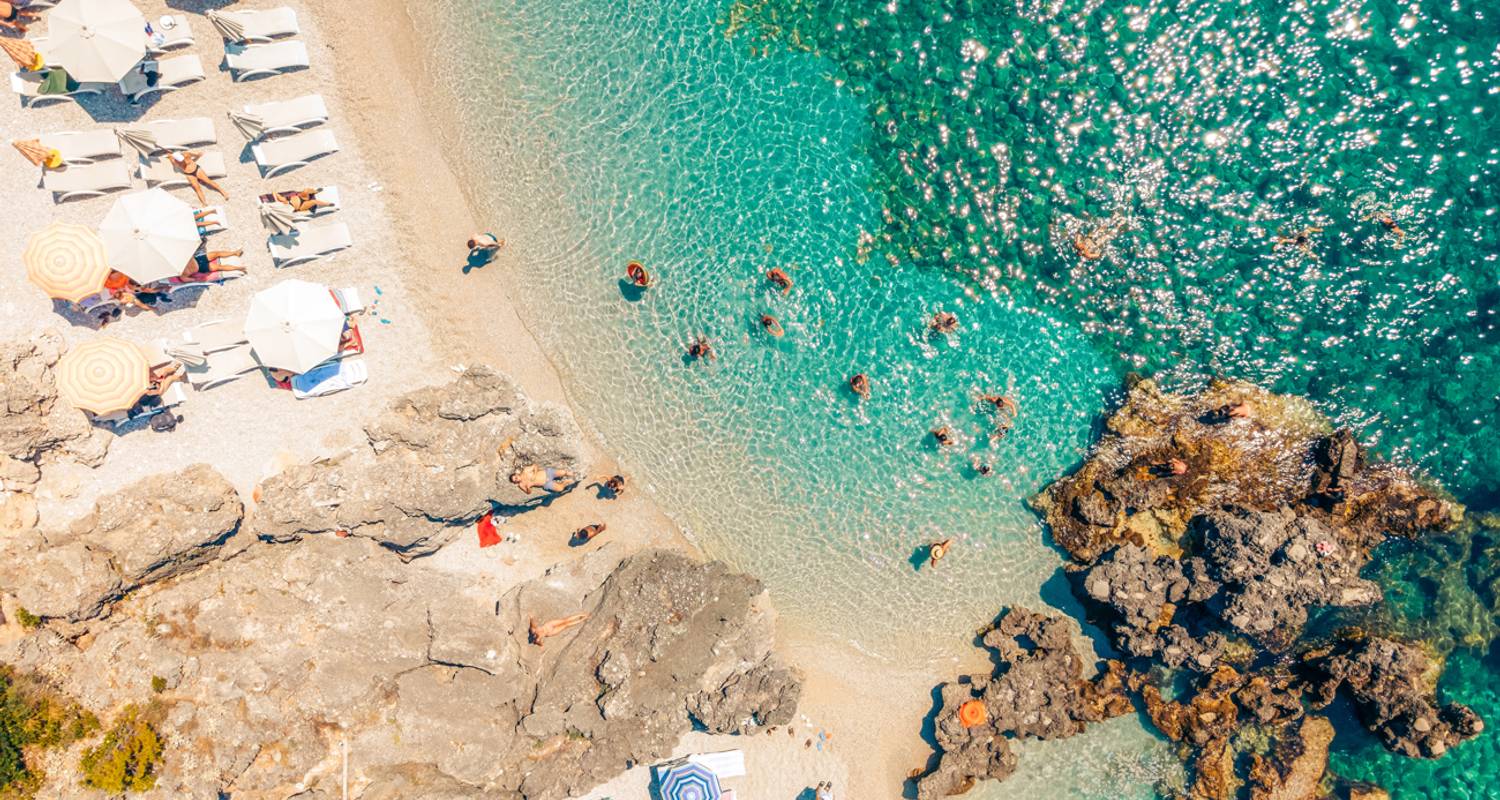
[
  {"left": 930, "top": 311, "right": 959, "bottom": 333},
  {"left": 760, "top": 314, "right": 785, "bottom": 337},
  {"left": 928, "top": 538, "right": 954, "bottom": 567},
  {"left": 1073, "top": 234, "right": 1103, "bottom": 261},
  {"left": 626, "top": 261, "right": 651, "bottom": 287},
  {"left": 979, "top": 394, "right": 1018, "bottom": 417},
  {"left": 932, "top": 426, "right": 956, "bottom": 447},
  {"left": 970, "top": 456, "right": 994, "bottom": 477},
  {"left": 688, "top": 336, "right": 716, "bottom": 361},
  {"left": 766, "top": 267, "right": 793, "bottom": 294},
  {"left": 849, "top": 373, "right": 871, "bottom": 400},
  {"left": 1274, "top": 226, "right": 1323, "bottom": 255},
  {"left": 1369, "top": 213, "right": 1407, "bottom": 246}
]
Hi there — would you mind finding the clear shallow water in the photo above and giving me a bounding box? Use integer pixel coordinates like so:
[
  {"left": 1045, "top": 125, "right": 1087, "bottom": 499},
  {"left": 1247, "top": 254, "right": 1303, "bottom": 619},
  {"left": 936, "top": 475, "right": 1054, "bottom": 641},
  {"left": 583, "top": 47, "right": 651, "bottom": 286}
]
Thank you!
[{"left": 416, "top": 0, "right": 1498, "bottom": 795}]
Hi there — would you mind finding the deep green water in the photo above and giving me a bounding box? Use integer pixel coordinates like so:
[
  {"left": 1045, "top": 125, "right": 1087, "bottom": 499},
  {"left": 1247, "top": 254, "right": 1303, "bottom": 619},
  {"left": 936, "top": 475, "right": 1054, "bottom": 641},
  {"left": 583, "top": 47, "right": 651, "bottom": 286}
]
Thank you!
[{"left": 419, "top": 0, "right": 1498, "bottom": 795}]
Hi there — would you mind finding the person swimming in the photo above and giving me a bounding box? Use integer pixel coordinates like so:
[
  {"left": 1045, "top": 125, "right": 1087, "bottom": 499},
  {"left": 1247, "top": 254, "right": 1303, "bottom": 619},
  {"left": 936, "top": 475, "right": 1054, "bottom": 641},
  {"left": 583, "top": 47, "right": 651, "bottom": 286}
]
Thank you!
[
  {"left": 1073, "top": 234, "right": 1103, "bottom": 261},
  {"left": 760, "top": 314, "right": 785, "bottom": 337},
  {"left": 1274, "top": 226, "right": 1322, "bottom": 255},
  {"left": 688, "top": 336, "right": 716, "bottom": 361},
  {"left": 928, "top": 538, "right": 954, "bottom": 567},
  {"left": 1372, "top": 213, "right": 1407, "bottom": 246},
  {"left": 930, "top": 311, "right": 959, "bottom": 333},
  {"left": 849, "top": 373, "right": 871, "bottom": 400},
  {"left": 932, "top": 426, "right": 956, "bottom": 446},
  {"left": 627, "top": 261, "right": 651, "bottom": 287},
  {"left": 766, "top": 267, "right": 793, "bottom": 294}
]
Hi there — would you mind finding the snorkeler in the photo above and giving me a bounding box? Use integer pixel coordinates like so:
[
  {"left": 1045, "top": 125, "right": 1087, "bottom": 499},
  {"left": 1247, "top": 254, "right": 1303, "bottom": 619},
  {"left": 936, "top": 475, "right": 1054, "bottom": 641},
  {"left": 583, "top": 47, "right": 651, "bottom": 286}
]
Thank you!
[
  {"left": 849, "top": 373, "right": 871, "bottom": 400},
  {"left": 626, "top": 261, "right": 651, "bottom": 287},
  {"left": 760, "top": 314, "right": 785, "bottom": 337},
  {"left": 767, "top": 267, "right": 793, "bottom": 294},
  {"left": 930, "top": 311, "right": 959, "bottom": 333},
  {"left": 688, "top": 336, "right": 716, "bottom": 361}
]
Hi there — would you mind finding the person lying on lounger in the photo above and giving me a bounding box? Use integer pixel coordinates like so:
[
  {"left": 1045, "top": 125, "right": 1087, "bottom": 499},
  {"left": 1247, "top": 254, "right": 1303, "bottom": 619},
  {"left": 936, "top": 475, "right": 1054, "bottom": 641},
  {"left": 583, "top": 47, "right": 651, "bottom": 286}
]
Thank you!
[
  {"left": 170, "top": 150, "right": 228, "bottom": 206},
  {"left": 271, "top": 188, "right": 332, "bottom": 213},
  {"left": 105, "top": 270, "right": 161, "bottom": 314},
  {"left": 181, "top": 249, "right": 244, "bottom": 279},
  {"left": 527, "top": 613, "right": 590, "bottom": 647},
  {"left": 142, "top": 361, "right": 186, "bottom": 401}
]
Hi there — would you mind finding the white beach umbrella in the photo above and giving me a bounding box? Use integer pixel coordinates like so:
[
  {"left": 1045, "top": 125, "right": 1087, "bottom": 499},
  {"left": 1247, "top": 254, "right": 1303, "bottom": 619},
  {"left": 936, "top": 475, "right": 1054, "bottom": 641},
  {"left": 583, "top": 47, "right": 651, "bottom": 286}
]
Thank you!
[
  {"left": 99, "top": 189, "right": 199, "bottom": 285},
  {"left": 244, "top": 279, "right": 346, "bottom": 373},
  {"left": 45, "top": 0, "right": 147, "bottom": 83}
]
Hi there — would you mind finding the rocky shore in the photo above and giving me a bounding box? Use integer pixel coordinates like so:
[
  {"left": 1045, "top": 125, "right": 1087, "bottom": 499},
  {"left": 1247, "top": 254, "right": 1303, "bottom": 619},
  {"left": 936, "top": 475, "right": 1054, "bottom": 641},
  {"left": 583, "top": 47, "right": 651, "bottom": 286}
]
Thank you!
[
  {"left": 915, "top": 376, "right": 1482, "bottom": 800},
  {"left": 0, "top": 361, "right": 801, "bottom": 798}
]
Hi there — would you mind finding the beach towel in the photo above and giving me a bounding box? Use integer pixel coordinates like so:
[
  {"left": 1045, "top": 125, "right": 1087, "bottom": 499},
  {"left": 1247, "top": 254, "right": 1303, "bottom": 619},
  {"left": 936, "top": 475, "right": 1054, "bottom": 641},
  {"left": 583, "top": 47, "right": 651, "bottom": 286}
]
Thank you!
[
  {"left": 476, "top": 512, "right": 501, "bottom": 548},
  {"left": 290, "top": 358, "right": 367, "bottom": 399}
]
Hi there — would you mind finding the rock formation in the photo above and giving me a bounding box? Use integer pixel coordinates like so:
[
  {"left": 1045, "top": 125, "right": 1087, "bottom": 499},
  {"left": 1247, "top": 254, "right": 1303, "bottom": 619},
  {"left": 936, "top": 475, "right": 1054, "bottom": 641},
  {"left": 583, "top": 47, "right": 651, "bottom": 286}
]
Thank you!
[
  {"left": 249, "top": 366, "right": 587, "bottom": 557},
  {"left": 0, "top": 331, "right": 110, "bottom": 470},
  {"left": 914, "top": 608, "right": 1133, "bottom": 799}
]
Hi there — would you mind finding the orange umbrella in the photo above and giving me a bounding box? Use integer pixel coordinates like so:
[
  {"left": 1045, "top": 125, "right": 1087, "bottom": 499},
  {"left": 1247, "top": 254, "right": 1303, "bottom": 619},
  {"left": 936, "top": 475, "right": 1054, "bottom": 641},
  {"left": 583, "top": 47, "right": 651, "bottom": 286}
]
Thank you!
[
  {"left": 0, "top": 38, "right": 41, "bottom": 72},
  {"left": 24, "top": 222, "right": 112, "bottom": 302},
  {"left": 55, "top": 338, "right": 150, "bottom": 414},
  {"left": 12, "top": 139, "right": 61, "bottom": 169},
  {"left": 958, "top": 699, "right": 988, "bottom": 727}
]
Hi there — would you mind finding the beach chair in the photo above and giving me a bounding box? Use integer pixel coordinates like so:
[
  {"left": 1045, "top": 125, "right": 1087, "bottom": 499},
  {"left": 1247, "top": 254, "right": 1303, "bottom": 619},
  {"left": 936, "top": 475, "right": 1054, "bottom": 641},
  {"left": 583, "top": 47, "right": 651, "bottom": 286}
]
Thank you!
[
  {"left": 331, "top": 286, "right": 364, "bottom": 314},
  {"left": 194, "top": 205, "right": 229, "bottom": 235},
  {"left": 259, "top": 185, "right": 341, "bottom": 218},
  {"left": 181, "top": 318, "right": 249, "bottom": 354},
  {"left": 217, "top": 7, "right": 300, "bottom": 43},
  {"left": 251, "top": 129, "right": 339, "bottom": 177},
  {"left": 164, "top": 264, "right": 244, "bottom": 295},
  {"left": 687, "top": 751, "right": 746, "bottom": 780},
  {"left": 42, "top": 129, "right": 122, "bottom": 164},
  {"left": 142, "top": 117, "right": 217, "bottom": 150},
  {"left": 11, "top": 71, "right": 105, "bottom": 107},
  {"left": 120, "top": 54, "right": 206, "bottom": 104},
  {"left": 43, "top": 161, "right": 133, "bottom": 202},
  {"left": 145, "top": 15, "right": 195, "bottom": 54},
  {"left": 239, "top": 93, "right": 329, "bottom": 138},
  {"left": 186, "top": 345, "right": 262, "bottom": 390},
  {"left": 225, "top": 41, "right": 310, "bottom": 81},
  {"left": 139, "top": 150, "right": 228, "bottom": 189},
  {"left": 292, "top": 358, "right": 367, "bottom": 399},
  {"left": 269, "top": 221, "right": 351, "bottom": 268}
]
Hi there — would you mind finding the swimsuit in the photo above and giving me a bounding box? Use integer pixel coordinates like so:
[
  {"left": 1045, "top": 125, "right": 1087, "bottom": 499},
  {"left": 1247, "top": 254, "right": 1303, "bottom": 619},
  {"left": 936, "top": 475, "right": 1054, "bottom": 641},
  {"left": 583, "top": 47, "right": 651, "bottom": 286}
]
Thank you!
[{"left": 542, "top": 468, "right": 563, "bottom": 492}]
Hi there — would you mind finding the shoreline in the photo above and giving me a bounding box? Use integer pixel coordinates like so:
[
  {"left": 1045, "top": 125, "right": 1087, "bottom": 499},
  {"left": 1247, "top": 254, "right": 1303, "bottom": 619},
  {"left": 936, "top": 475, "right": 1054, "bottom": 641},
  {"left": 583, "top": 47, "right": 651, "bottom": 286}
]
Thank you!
[{"left": 309, "top": 0, "right": 926, "bottom": 795}]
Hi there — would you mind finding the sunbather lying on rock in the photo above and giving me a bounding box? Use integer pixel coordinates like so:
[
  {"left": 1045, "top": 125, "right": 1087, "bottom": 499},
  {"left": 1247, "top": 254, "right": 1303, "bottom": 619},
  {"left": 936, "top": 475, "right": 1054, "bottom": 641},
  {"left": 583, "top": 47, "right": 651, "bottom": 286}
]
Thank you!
[
  {"left": 528, "top": 613, "right": 589, "bottom": 647},
  {"left": 510, "top": 464, "right": 575, "bottom": 495}
]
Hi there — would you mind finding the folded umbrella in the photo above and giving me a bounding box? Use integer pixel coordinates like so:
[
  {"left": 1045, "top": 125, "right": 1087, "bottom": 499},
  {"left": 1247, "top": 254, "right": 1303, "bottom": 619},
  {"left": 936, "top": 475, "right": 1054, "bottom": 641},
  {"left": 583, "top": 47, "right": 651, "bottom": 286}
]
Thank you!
[
  {"left": 12, "top": 138, "right": 55, "bottom": 168},
  {"left": 227, "top": 110, "right": 265, "bottom": 140},
  {"left": 258, "top": 202, "right": 299, "bottom": 235},
  {"left": 55, "top": 337, "right": 150, "bottom": 414},
  {"left": 244, "top": 279, "right": 346, "bottom": 373},
  {"left": 99, "top": 189, "right": 199, "bottom": 285},
  {"left": 114, "top": 127, "right": 159, "bottom": 157},
  {"left": 45, "top": 0, "right": 148, "bottom": 83},
  {"left": 24, "top": 221, "right": 111, "bottom": 302},
  {"left": 0, "top": 37, "right": 41, "bottom": 71},
  {"left": 205, "top": 9, "right": 246, "bottom": 43}
]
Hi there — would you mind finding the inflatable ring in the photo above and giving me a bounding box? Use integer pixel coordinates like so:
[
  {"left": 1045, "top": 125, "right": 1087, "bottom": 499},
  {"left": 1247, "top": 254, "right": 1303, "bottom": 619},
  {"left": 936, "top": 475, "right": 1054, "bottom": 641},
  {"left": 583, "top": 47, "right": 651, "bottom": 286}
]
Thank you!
[{"left": 959, "top": 699, "right": 987, "bottom": 727}]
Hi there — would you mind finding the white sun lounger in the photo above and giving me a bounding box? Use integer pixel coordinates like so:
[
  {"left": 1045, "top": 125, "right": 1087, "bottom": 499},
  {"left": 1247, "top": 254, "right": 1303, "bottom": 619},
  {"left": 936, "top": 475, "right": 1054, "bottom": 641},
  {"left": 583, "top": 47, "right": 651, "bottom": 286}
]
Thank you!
[
  {"left": 42, "top": 129, "right": 122, "bottom": 164},
  {"left": 226, "top": 41, "right": 310, "bottom": 81},
  {"left": 218, "top": 7, "right": 300, "bottom": 43},
  {"left": 186, "top": 345, "right": 262, "bottom": 390},
  {"left": 260, "top": 185, "right": 341, "bottom": 218},
  {"left": 269, "top": 221, "right": 352, "bottom": 267},
  {"left": 43, "top": 161, "right": 133, "bottom": 202},
  {"left": 331, "top": 286, "right": 364, "bottom": 314},
  {"left": 120, "top": 54, "right": 206, "bottom": 103},
  {"left": 240, "top": 93, "right": 328, "bottom": 138},
  {"left": 139, "top": 150, "right": 228, "bottom": 188},
  {"left": 96, "top": 382, "right": 189, "bottom": 428},
  {"left": 688, "top": 751, "right": 747, "bottom": 780},
  {"left": 11, "top": 71, "right": 105, "bottom": 107},
  {"left": 146, "top": 15, "right": 195, "bottom": 54},
  {"left": 292, "top": 358, "right": 367, "bottom": 399},
  {"left": 251, "top": 129, "right": 338, "bottom": 177},
  {"left": 142, "top": 117, "right": 217, "bottom": 150},
  {"left": 181, "top": 318, "right": 249, "bottom": 354},
  {"left": 194, "top": 205, "right": 228, "bottom": 235}
]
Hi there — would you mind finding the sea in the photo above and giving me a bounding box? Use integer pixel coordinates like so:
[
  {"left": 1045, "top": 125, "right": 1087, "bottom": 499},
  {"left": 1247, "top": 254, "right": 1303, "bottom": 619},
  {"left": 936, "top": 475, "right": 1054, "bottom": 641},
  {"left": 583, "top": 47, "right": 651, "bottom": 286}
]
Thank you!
[{"left": 413, "top": 0, "right": 1499, "bottom": 796}]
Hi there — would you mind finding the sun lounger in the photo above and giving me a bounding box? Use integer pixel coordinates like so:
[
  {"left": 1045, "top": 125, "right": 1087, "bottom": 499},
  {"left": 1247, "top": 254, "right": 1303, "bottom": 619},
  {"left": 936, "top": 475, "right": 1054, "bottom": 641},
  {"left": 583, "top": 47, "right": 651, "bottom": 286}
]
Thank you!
[
  {"left": 42, "top": 129, "right": 122, "bottom": 164},
  {"left": 292, "top": 358, "right": 367, "bottom": 399},
  {"left": 142, "top": 117, "right": 217, "bottom": 150},
  {"left": 251, "top": 129, "right": 339, "bottom": 177},
  {"left": 181, "top": 318, "right": 249, "bottom": 354},
  {"left": 226, "top": 41, "right": 310, "bottom": 81},
  {"left": 269, "top": 221, "right": 351, "bottom": 267},
  {"left": 331, "top": 285, "right": 364, "bottom": 314},
  {"left": 239, "top": 93, "right": 329, "bottom": 138},
  {"left": 146, "top": 15, "right": 195, "bottom": 54},
  {"left": 195, "top": 205, "right": 228, "bottom": 235},
  {"left": 24, "top": 0, "right": 58, "bottom": 10},
  {"left": 43, "top": 161, "right": 133, "bottom": 202},
  {"left": 186, "top": 345, "right": 262, "bottom": 390},
  {"left": 687, "top": 751, "right": 746, "bottom": 780},
  {"left": 139, "top": 150, "right": 228, "bottom": 188},
  {"left": 217, "top": 7, "right": 300, "bottom": 43},
  {"left": 163, "top": 264, "right": 243, "bottom": 295},
  {"left": 120, "top": 54, "right": 206, "bottom": 103},
  {"left": 11, "top": 71, "right": 105, "bottom": 107},
  {"left": 259, "top": 185, "right": 341, "bottom": 218}
]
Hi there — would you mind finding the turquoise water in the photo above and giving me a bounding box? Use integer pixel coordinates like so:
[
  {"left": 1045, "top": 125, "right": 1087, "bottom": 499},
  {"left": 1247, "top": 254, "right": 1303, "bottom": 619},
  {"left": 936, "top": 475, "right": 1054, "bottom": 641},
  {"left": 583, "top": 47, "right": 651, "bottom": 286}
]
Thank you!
[{"left": 416, "top": 0, "right": 1498, "bottom": 795}]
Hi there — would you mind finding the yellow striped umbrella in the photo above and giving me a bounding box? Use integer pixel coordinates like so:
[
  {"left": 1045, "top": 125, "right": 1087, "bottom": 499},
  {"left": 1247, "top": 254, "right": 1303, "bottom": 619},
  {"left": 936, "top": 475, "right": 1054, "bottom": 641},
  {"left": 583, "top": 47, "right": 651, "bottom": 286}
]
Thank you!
[
  {"left": 55, "top": 338, "right": 149, "bottom": 414},
  {"left": 24, "top": 222, "right": 111, "bottom": 302}
]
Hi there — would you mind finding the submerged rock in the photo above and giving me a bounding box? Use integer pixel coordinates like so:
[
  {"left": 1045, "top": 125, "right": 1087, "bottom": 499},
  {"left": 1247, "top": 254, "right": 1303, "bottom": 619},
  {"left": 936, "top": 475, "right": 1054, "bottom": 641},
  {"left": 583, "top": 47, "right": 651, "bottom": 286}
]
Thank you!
[
  {"left": 250, "top": 366, "right": 587, "bottom": 558},
  {"left": 914, "top": 608, "right": 1132, "bottom": 799}
]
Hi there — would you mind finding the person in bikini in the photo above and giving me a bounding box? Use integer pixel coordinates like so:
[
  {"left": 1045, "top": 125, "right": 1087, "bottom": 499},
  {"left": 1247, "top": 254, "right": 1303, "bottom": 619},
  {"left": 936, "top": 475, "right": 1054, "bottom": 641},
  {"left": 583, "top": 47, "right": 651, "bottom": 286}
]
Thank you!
[
  {"left": 766, "top": 267, "right": 793, "bottom": 294},
  {"left": 572, "top": 523, "right": 606, "bottom": 545},
  {"left": 760, "top": 314, "right": 785, "bottom": 338},
  {"left": 181, "top": 249, "right": 244, "bottom": 280},
  {"left": 273, "top": 188, "right": 333, "bottom": 213},
  {"left": 170, "top": 151, "right": 228, "bottom": 206},
  {"left": 527, "top": 613, "right": 590, "bottom": 647},
  {"left": 135, "top": 361, "right": 187, "bottom": 409},
  {"left": 0, "top": 1, "right": 42, "bottom": 32},
  {"left": 510, "top": 464, "right": 576, "bottom": 495}
]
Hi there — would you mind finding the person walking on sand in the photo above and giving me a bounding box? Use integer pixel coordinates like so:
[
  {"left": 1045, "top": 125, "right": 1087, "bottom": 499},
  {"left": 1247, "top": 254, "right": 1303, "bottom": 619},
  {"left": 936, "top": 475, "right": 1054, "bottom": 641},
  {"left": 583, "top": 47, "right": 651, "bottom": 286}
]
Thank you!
[
  {"left": 760, "top": 313, "right": 785, "bottom": 338},
  {"left": 626, "top": 261, "right": 651, "bottom": 287},
  {"left": 849, "top": 373, "right": 871, "bottom": 400},
  {"left": 528, "top": 613, "right": 589, "bottom": 647},
  {"left": 573, "top": 523, "right": 606, "bottom": 545},
  {"left": 169, "top": 151, "right": 228, "bottom": 207},
  {"left": 928, "top": 539, "right": 953, "bottom": 567},
  {"left": 816, "top": 781, "right": 835, "bottom": 800},
  {"left": 767, "top": 267, "right": 793, "bottom": 294}
]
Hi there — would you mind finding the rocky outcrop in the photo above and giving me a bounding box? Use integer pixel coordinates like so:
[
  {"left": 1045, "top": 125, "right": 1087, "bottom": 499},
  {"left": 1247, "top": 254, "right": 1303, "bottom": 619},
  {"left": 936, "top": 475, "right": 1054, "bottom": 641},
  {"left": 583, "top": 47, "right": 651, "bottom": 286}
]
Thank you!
[
  {"left": 1303, "top": 637, "right": 1484, "bottom": 759},
  {"left": 0, "top": 331, "right": 110, "bottom": 469},
  {"left": 914, "top": 608, "right": 1132, "bottom": 799},
  {"left": 1246, "top": 715, "right": 1335, "bottom": 800},
  {"left": 249, "top": 366, "right": 587, "bottom": 558},
  {"left": 0, "top": 465, "right": 242, "bottom": 622}
]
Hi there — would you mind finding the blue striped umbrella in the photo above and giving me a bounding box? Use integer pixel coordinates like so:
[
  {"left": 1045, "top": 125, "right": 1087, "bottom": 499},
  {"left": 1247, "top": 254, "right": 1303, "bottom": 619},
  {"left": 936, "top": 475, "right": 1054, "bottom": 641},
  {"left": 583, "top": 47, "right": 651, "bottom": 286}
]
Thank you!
[{"left": 659, "top": 762, "right": 721, "bottom": 800}]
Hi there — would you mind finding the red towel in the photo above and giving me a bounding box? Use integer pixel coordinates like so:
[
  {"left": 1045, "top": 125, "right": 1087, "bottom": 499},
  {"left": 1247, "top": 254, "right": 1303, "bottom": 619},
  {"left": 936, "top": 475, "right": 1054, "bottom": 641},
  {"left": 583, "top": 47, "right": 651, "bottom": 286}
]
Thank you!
[{"left": 476, "top": 512, "right": 500, "bottom": 548}]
